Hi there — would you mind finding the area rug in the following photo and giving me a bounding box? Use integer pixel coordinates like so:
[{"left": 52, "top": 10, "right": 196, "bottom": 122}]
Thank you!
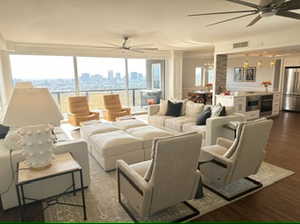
[{"left": 44, "top": 156, "right": 294, "bottom": 222}]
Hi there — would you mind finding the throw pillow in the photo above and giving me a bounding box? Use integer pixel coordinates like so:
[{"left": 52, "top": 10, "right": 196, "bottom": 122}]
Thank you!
[
  {"left": 211, "top": 103, "right": 224, "bottom": 117},
  {"left": 169, "top": 99, "right": 188, "bottom": 116},
  {"left": 165, "top": 100, "right": 183, "bottom": 117},
  {"left": 196, "top": 107, "right": 211, "bottom": 125},
  {"left": 158, "top": 100, "right": 168, "bottom": 115},
  {"left": 185, "top": 101, "right": 204, "bottom": 118}
]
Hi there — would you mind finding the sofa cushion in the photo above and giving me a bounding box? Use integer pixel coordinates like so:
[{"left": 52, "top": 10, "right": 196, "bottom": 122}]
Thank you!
[
  {"left": 165, "top": 116, "right": 197, "bottom": 132},
  {"left": 126, "top": 126, "right": 172, "bottom": 148},
  {"left": 185, "top": 101, "right": 204, "bottom": 118},
  {"left": 165, "top": 100, "right": 183, "bottom": 117},
  {"left": 196, "top": 107, "right": 212, "bottom": 125},
  {"left": 148, "top": 115, "right": 173, "bottom": 128},
  {"left": 89, "top": 130, "right": 143, "bottom": 158},
  {"left": 182, "top": 122, "right": 206, "bottom": 133},
  {"left": 112, "top": 119, "right": 147, "bottom": 130},
  {"left": 80, "top": 123, "right": 119, "bottom": 140}
]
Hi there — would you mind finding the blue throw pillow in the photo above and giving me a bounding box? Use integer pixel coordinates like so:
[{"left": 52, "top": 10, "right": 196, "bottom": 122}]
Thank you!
[{"left": 196, "top": 107, "right": 212, "bottom": 125}]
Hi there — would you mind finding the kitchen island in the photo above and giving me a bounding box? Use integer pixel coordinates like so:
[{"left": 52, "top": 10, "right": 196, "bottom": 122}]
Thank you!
[{"left": 216, "top": 92, "right": 281, "bottom": 120}]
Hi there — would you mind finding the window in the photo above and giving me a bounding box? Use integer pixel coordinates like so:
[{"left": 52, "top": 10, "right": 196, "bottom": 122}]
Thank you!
[
  {"left": 195, "top": 67, "right": 203, "bottom": 86},
  {"left": 152, "top": 63, "right": 161, "bottom": 89},
  {"left": 9, "top": 55, "right": 165, "bottom": 114},
  {"left": 77, "top": 57, "right": 126, "bottom": 91},
  {"left": 207, "top": 68, "right": 214, "bottom": 84},
  {"left": 10, "top": 55, "right": 75, "bottom": 113}
]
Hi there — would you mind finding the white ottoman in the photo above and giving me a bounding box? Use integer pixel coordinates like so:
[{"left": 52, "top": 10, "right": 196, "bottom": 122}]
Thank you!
[
  {"left": 126, "top": 126, "right": 173, "bottom": 160},
  {"left": 89, "top": 130, "right": 144, "bottom": 171},
  {"left": 112, "top": 119, "right": 148, "bottom": 130},
  {"left": 80, "top": 123, "right": 119, "bottom": 141}
]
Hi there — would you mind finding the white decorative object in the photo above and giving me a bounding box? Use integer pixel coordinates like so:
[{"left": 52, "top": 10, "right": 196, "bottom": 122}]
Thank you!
[
  {"left": 3, "top": 130, "right": 24, "bottom": 151},
  {"left": 19, "top": 124, "right": 55, "bottom": 169}
]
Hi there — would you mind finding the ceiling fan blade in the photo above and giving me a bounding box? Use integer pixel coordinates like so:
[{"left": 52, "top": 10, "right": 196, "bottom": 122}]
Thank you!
[
  {"left": 101, "top": 42, "right": 120, "bottom": 47},
  {"left": 188, "top": 10, "right": 257, "bottom": 17},
  {"left": 226, "top": 0, "right": 259, "bottom": 9},
  {"left": 276, "top": 10, "right": 300, "bottom": 19},
  {"left": 132, "top": 47, "right": 159, "bottom": 51},
  {"left": 282, "top": 0, "right": 300, "bottom": 10},
  {"left": 129, "top": 49, "right": 144, "bottom": 53},
  {"left": 247, "top": 15, "right": 262, "bottom": 26},
  {"left": 207, "top": 12, "right": 258, "bottom": 27}
]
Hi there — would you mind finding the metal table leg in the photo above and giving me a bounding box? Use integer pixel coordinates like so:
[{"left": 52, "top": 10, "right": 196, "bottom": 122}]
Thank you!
[
  {"left": 71, "top": 172, "right": 76, "bottom": 196},
  {"left": 16, "top": 185, "right": 23, "bottom": 221},
  {"left": 79, "top": 169, "right": 87, "bottom": 220}
]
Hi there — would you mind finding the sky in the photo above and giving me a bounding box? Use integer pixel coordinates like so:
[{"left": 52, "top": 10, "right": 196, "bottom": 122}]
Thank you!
[{"left": 10, "top": 55, "right": 146, "bottom": 80}]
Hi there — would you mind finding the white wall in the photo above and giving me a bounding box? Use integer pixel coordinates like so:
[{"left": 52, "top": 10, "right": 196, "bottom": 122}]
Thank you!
[
  {"left": 182, "top": 56, "right": 213, "bottom": 97},
  {"left": 227, "top": 56, "right": 274, "bottom": 92}
]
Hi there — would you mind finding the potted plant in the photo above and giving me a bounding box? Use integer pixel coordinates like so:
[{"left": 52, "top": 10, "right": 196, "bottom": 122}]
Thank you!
[{"left": 262, "top": 81, "right": 272, "bottom": 92}]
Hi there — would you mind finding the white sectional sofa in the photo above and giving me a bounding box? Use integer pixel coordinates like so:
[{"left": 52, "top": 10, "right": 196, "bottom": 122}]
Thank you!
[
  {"left": 80, "top": 120, "right": 172, "bottom": 171},
  {"left": 148, "top": 101, "right": 246, "bottom": 145}
]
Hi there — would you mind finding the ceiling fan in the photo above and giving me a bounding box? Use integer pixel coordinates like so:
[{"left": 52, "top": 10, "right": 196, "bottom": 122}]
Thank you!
[
  {"left": 98, "top": 36, "right": 159, "bottom": 53},
  {"left": 188, "top": 0, "right": 300, "bottom": 27}
]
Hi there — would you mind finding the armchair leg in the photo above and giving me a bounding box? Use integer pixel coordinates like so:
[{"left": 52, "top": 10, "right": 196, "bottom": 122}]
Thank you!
[
  {"left": 204, "top": 177, "right": 263, "bottom": 201},
  {"left": 117, "top": 168, "right": 200, "bottom": 222}
]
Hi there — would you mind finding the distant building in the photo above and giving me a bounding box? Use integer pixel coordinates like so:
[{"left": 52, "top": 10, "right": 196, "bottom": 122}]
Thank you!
[{"left": 108, "top": 70, "right": 114, "bottom": 81}]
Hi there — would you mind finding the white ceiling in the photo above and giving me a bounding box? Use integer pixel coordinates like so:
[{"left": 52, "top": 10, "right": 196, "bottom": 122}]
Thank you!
[{"left": 0, "top": 0, "right": 300, "bottom": 51}]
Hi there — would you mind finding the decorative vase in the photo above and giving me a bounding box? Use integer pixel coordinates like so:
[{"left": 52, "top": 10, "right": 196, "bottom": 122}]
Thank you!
[{"left": 265, "top": 85, "right": 268, "bottom": 93}]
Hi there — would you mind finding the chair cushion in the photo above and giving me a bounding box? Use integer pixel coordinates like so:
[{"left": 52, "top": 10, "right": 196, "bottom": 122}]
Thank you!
[
  {"left": 80, "top": 123, "right": 119, "bottom": 140},
  {"left": 165, "top": 100, "right": 183, "bottom": 117},
  {"left": 165, "top": 117, "right": 197, "bottom": 132},
  {"left": 112, "top": 119, "right": 147, "bottom": 130},
  {"left": 126, "top": 126, "right": 172, "bottom": 148},
  {"left": 129, "top": 160, "right": 152, "bottom": 177},
  {"left": 89, "top": 130, "right": 143, "bottom": 157},
  {"left": 202, "top": 145, "right": 228, "bottom": 156}
]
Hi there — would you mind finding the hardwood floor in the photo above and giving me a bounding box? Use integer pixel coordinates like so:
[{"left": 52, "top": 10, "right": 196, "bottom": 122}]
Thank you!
[{"left": 1, "top": 112, "right": 300, "bottom": 222}]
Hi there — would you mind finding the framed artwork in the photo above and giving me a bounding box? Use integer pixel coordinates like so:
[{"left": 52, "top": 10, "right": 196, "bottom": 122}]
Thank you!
[
  {"left": 233, "top": 67, "right": 256, "bottom": 82},
  {"left": 245, "top": 67, "right": 256, "bottom": 82},
  {"left": 234, "top": 67, "right": 244, "bottom": 82}
]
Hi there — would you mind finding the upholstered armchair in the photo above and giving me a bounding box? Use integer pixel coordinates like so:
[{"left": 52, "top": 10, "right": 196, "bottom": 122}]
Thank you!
[
  {"left": 199, "top": 118, "right": 273, "bottom": 200},
  {"left": 68, "top": 96, "right": 99, "bottom": 126},
  {"left": 117, "top": 132, "right": 202, "bottom": 221},
  {"left": 99, "top": 94, "right": 131, "bottom": 121}
]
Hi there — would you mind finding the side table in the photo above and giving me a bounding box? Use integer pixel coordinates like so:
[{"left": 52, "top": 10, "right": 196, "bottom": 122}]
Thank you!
[{"left": 16, "top": 152, "right": 87, "bottom": 221}]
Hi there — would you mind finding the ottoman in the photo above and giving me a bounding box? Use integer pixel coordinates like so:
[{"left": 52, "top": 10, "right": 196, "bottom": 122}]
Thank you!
[
  {"left": 112, "top": 119, "right": 148, "bottom": 130},
  {"left": 126, "top": 126, "right": 173, "bottom": 160},
  {"left": 89, "top": 130, "right": 144, "bottom": 171},
  {"left": 80, "top": 123, "right": 119, "bottom": 141}
]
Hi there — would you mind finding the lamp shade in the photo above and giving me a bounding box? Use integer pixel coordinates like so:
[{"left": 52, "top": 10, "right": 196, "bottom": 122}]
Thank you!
[{"left": 2, "top": 88, "right": 63, "bottom": 127}]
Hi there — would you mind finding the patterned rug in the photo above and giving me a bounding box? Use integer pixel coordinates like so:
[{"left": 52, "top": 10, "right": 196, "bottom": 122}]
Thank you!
[{"left": 44, "top": 155, "right": 294, "bottom": 222}]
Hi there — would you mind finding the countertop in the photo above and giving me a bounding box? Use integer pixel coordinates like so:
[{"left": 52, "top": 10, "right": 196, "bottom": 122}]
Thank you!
[{"left": 217, "top": 91, "right": 280, "bottom": 97}]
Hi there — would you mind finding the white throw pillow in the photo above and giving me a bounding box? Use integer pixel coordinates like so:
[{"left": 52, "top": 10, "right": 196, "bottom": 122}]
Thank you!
[
  {"left": 158, "top": 100, "right": 168, "bottom": 115},
  {"left": 211, "top": 103, "right": 223, "bottom": 117},
  {"left": 185, "top": 101, "right": 204, "bottom": 117}
]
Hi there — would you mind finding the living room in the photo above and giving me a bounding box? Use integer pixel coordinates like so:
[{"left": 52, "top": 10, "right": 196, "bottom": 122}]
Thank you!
[{"left": 0, "top": 0, "right": 300, "bottom": 222}]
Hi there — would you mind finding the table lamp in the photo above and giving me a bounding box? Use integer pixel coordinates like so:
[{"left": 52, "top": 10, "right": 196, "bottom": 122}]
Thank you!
[{"left": 2, "top": 86, "right": 63, "bottom": 169}]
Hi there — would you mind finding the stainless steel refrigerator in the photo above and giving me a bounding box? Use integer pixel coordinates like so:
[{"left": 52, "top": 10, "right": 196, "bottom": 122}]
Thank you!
[{"left": 283, "top": 67, "right": 300, "bottom": 112}]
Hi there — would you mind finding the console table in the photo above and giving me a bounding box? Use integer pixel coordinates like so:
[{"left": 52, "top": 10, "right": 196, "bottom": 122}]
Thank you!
[{"left": 16, "top": 152, "right": 87, "bottom": 221}]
